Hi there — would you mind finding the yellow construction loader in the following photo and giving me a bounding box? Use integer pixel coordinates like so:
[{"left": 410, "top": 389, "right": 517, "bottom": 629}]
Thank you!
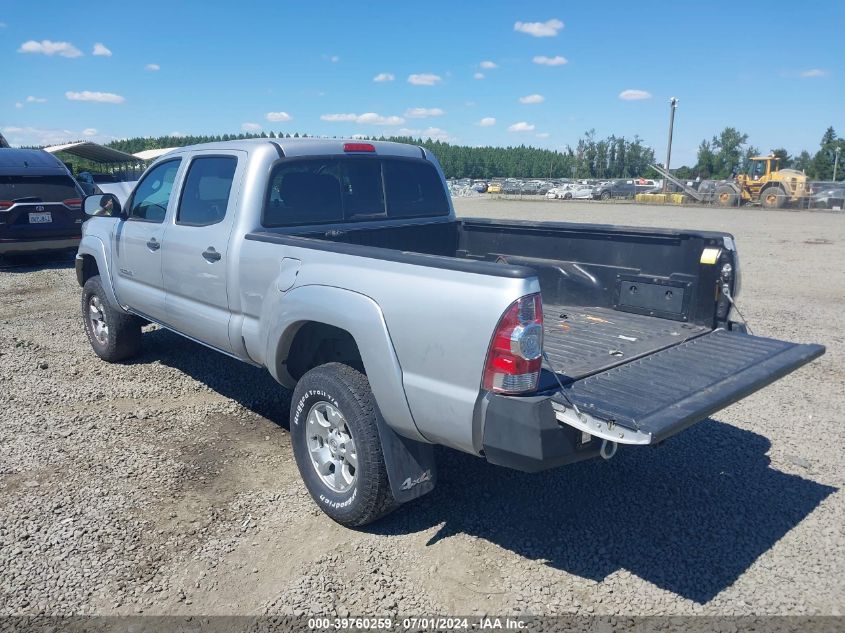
[{"left": 714, "top": 154, "right": 812, "bottom": 208}]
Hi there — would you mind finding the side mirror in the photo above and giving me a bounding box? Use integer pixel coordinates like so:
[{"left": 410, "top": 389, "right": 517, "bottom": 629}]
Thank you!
[{"left": 83, "top": 193, "right": 122, "bottom": 218}]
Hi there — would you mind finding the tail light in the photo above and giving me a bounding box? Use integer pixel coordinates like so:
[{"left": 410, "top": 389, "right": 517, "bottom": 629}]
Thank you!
[
  {"left": 0, "top": 201, "right": 12, "bottom": 210},
  {"left": 483, "top": 294, "right": 544, "bottom": 394},
  {"left": 63, "top": 198, "right": 82, "bottom": 209}
]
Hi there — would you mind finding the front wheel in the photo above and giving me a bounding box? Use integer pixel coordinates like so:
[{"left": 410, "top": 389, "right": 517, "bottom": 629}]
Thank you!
[
  {"left": 600, "top": 191, "right": 611, "bottom": 201},
  {"left": 715, "top": 185, "right": 739, "bottom": 207},
  {"left": 82, "top": 275, "right": 142, "bottom": 362},
  {"left": 291, "top": 363, "right": 398, "bottom": 527}
]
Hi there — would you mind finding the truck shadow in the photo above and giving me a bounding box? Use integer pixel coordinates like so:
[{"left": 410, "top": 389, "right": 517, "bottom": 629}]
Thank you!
[
  {"left": 139, "top": 329, "right": 836, "bottom": 605},
  {"left": 375, "top": 423, "right": 836, "bottom": 604}
]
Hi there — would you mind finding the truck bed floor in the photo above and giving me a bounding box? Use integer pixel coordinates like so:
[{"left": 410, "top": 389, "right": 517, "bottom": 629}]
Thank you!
[{"left": 542, "top": 305, "right": 709, "bottom": 381}]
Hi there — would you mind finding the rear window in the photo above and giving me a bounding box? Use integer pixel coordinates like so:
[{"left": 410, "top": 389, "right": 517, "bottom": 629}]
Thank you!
[
  {"left": 0, "top": 175, "right": 80, "bottom": 203},
  {"left": 263, "top": 157, "right": 449, "bottom": 227}
]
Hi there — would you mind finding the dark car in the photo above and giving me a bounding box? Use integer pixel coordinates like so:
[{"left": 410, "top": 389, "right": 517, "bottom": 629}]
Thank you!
[
  {"left": 811, "top": 186, "right": 845, "bottom": 209},
  {"left": 592, "top": 179, "right": 637, "bottom": 200},
  {"left": 0, "top": 149, "right": 86, "bottom": 256}
]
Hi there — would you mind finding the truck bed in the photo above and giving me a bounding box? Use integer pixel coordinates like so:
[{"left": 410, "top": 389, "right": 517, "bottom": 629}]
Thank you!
[{"left": 542, "top": 305, "right": 709, "bottom": 382}]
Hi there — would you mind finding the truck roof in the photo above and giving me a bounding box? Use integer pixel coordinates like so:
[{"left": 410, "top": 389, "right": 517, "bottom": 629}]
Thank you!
[{"left": 161, "top": 138, "right": 428, "bottom": 160}]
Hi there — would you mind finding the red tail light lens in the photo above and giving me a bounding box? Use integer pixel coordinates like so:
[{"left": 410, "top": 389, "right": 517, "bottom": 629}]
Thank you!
[
  {"left": 63, "top": 198, "right": 82, "bottom": 209},
  {"left": 343, "top": 142, "right": 376, "bottom": 153},
  {"left": 483, "top": 294, "right": 544, "bottom": 394},
  {"left": 0, "top": 200, "right": 12, "bottom": 210}
]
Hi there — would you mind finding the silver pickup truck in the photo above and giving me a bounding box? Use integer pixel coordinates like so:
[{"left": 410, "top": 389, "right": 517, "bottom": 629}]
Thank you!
[{"left": 76, "top": 138, "right": 824, "bottom": 526}]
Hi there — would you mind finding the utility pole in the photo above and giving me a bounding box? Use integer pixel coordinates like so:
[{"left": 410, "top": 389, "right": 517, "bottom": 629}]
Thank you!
[
  {"left": 663, "top": 97, "right": 678, "bottom": 193},
  {"left": 834, "top": 146, "right": 841, "bottom": 182}
]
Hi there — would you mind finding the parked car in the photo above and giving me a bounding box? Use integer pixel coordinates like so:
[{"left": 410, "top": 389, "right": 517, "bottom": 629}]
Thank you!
[
  {"left": 0, "top": 149, "right": 85, "bottom": 256},
  {"left": 472, "top": 181, "right": 488, "bottom": 193},
  {"left": 547, "top": 184, "right": 593, "bottom": 200},
  {"left": 77, "top": 138, "right": 824, "bottom": 527},
  {"left": 592, "top": 179, "right": 637, "bottom": 200},
  {"left": 811, "top": 185, "right": 845, "bottom": 209},
  {"left": 487, "top": 182, "right": 502, "bottom": 194}
]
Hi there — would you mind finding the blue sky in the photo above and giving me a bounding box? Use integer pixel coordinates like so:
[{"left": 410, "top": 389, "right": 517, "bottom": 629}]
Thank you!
[{"left": 2, "top": 0, "right": 843, "bottom": 166}]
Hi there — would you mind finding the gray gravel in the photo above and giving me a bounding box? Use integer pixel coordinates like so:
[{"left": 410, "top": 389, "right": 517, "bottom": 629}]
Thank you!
[{"left": 0, "top": 200, "right": 843, "bottom": 617}]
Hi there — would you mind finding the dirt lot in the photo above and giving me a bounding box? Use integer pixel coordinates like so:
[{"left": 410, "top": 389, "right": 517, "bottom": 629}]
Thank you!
[{"left": 1, "top": 200, "right": 843, "bottom": 617}]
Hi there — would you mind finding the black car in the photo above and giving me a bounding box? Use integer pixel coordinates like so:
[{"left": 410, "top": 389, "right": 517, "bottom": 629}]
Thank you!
[
  {"left": 811, "top": 186, "right": 845, "bottom": 209},
  {"left": 591, "top": 179, "right": 637, "bottom": 200},
  {"left": 0, "top": 149, "right": 86, "bottom": 256}
]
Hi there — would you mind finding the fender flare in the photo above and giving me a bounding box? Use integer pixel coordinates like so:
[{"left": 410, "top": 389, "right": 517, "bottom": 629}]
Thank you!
[
  {"left": 262, "top": 284, "right": 437, "bottom": 501},
  {"left": 76, "top": 235, "right": 125, "bottom": 312}
]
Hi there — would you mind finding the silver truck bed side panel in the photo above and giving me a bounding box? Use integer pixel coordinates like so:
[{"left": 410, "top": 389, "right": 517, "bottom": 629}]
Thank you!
[{"left": 238, "top": 239, "right": 539, "bottom": 454}]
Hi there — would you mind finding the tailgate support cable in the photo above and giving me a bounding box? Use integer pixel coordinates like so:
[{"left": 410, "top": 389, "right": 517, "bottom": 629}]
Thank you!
[
  {"left": 722, "top": 285, "right": 754, "bottom": 336},
  {"left": 542, "top": 351, "right": 584, "bottom": 421}
]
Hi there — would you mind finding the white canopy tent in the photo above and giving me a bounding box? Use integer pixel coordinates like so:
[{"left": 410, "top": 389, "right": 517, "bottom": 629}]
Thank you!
[{"left": 43, "top": 141, "right": 139, "bottom": 164}]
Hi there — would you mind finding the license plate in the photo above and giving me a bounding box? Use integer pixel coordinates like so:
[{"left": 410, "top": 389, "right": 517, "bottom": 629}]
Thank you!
[{"left": 28, "top": 212, "right": 52, "bottom": 224}]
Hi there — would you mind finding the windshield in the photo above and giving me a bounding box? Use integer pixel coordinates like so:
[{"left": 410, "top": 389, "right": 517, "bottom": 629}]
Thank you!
[
  {"left": 263, "top": 157, "right": 450, "bottom": 227},
  {"left": 0, "top": 175, "right": 80, "bottom": 203}
]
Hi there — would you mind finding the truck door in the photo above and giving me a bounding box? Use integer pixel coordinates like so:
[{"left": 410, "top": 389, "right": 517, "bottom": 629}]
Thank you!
[
  {"left": 113, "top": 158, "right": 183, "bottom": 322},
  {"left": 161, "top": 151, "right": 243, "bottom": 352}
]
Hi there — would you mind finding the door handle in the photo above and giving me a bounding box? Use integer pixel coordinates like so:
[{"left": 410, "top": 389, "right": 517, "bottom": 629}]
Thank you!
[
  {"left": 146, "top": 238, "right": 160, "bottom": 251},
  {"left": 202, "top": 247, "right": 221, "bottom": 262}
]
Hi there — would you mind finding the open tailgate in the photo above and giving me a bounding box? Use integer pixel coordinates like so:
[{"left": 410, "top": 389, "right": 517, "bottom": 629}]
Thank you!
[{"left": 551, "top": 329, "right": 824, "bottom": 444}]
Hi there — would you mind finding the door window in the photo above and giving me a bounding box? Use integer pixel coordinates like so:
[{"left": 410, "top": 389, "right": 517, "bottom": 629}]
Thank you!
[
  {"left": 176, "top": 156, "right": 238, "bottom": 226},
  {"left": 128, "top": 159, "right": 181, "bottom": 223}
]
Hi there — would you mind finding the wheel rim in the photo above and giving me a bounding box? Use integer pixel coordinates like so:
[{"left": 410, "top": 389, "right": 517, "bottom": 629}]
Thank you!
[
  {"left": 765, "top": 192, "right": 778, "bottom": 205},
  {"left": 305, "top": 401, "right": 357, "bottom": 493},
  {"left": 88, "top": 295, "right": 108, "bottom": 345}
]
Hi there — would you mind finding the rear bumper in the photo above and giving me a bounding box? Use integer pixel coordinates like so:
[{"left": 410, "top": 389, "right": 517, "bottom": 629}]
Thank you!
[
  {"left": 481, "top": 393, "right": 601, "bottom": 473},
  {"left": 0, "top": 236, "right": 81, "bottom": 255}
]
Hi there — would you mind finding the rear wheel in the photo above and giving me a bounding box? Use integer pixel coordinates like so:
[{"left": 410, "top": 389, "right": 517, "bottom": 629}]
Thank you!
[
  {"left": 82, "top": 275, "right": 142, "bottom": 362},
  {"left": 563, "top": 192, "right": 572, "bottom": 200},
  {"left": 600, "top": 191, "right": 611, "bottom": 201},
  {"left": 291, "top": 363, "right": 398, "bottom": 527},
  {"left": 760, "top": 186, "right": 786, "bottom": 209},
  {"left": 715, "top": 185, "right": 739, "bottom": 207}
]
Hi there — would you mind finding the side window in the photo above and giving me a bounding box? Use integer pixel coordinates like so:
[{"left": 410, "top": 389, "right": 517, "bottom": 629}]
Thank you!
[
  {"left": 128, "top": 159, "right": 181, "bottom": 223},
  {"left": 177, "top": 156, "right": 238, "bottom": 226}
]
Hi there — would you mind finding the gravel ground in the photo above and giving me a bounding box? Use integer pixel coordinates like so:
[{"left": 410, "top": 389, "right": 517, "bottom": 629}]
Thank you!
[{"left": 0, "top": 200, "right": 843, "bottom": 617}]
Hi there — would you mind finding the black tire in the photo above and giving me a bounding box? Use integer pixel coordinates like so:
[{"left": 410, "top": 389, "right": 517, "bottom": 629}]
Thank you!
[
  {"left": 563, "top": 192, "right": 572, "bottom": 200},
  {"left": 715, "top": 185, "right": 739, "bottom": 207},
  {"left": 81, "top": 275, "right": 142, "bottom": 362},
  {"left": 290, "top": 363, "right": 398, "bottom": 527},
  {"left": 600, "top": 191, "right": 611, "bottom": 200},
  {"left": 760, "top": 186, "right": 786, "bottom": 209}
]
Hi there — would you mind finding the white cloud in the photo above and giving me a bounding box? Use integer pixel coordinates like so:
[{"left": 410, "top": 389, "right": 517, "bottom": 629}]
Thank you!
[
  {"left": 1, "top": 125, "right": 110, "bottom": 145},
  {"left": 373, "top": 72, "right": 395, "bottom": 82},
  {"left": 92, "top": 43, "right": 112, "bottom": 57},
  {"left": 479, "top": 60, "right": 498, "bottom": 69},
  {"left": 407, "top": 73, "right": 442, "bottom": 86},
  {"left": 266, "top": 111, "right": 292, "bottom": 122},
  {"left": 170, "top": 131, "right": 187, "bottom": 137},
  {"left": 474, "top": 72, "right": 485, "bottom": 80},
  {"left": 18, "top": 39, "right": 83, "bottom": 58},
  {"left": 65, "top": 90, "right": 125, "bottom": 104},
  {"left": 241, "top": 122, "right": 262, "bottom": 132},
  {"left": 618, "top": 89, "right": 652, "bottom": 101},
  {"left": 514, "top": 19, "right": 564, "bottom": 37},
  {"left": 330, "top": 55, "right": 340, "bottom": 62},
  {"left": 800, "top": 68, "right": 828, "bottom": 78},
  {"left": 478, "top": 117, "right": 496, "bottom": 127},
  {"left": 519, "top": 94, "right": 545, "bottom": 104},
  {"left": 533, "top": 55, "right": 567, "bottom": 66},
  {"left": 397, "top": 127, "right": 452, "bottom": 141},
  {"left": 322, "top": 112, "right": 405, "bottom": 125},
  {"left": 0, "top": 22, "right": 7, "bottom": 28},
  {"left": 536, "top": 132, "right": 550, "bottom": 138},
  {"left": 26, "top": 96, "right": 47, "bottom": 103},
  {"left": 15, "top": 102, "right": 23, "bottom": 109},
  {"left": 145, "top": 63, "right": 160, "bottom": 71},
  {"left": 82, "top": 128, "right": 98, "bottom": 136},
  {"left": 404, "top": 107, "right": 445, "bottom": 118},
  {"left": 508, "top": 122, "right": 535, "bottom": 132}
]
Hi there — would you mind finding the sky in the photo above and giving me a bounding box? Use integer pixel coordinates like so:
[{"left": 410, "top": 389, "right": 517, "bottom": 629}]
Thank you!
[{"left": 2, "top": 0, "right": 843, "bottom": 166}]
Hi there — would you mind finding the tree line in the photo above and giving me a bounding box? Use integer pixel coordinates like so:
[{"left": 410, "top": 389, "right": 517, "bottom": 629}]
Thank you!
[{"left": 104, "top": 125, "right": 843, "bottom": 182}]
